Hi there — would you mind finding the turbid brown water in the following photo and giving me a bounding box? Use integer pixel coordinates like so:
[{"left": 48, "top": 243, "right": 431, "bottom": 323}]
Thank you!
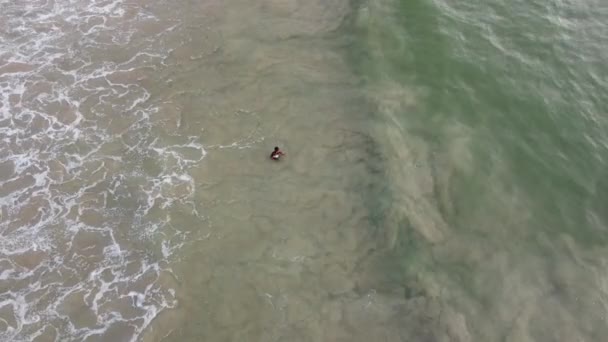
[
  {"left": 139, "top": 1, "right": 450, "bottom": 341},
  {"left": 1, "top": 0, "right": 453, "bottom": 341}
]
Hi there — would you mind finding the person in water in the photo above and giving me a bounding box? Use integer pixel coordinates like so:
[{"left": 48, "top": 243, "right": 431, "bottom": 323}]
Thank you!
[{"left": 270, "top": 146, "right": 285, "bottom": 160}]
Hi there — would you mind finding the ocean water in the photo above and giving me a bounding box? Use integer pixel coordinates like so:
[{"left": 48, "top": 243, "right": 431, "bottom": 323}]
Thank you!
[{"left": 1, "top": 0, "right": 607, "bottom": 341}]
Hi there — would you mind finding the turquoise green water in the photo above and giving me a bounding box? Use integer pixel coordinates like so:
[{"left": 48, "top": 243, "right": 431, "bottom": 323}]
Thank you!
[
  {"left": 353, "top": 0, "right": 608, "bottom": 339},
  {"left": 358, "top": 0, "right": 608, "bottom": 240}
]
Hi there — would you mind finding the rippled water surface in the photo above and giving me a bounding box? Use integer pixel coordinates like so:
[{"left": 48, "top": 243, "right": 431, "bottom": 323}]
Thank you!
[{"left": 1, "top": 0, "right": 608, "bottom": 341}]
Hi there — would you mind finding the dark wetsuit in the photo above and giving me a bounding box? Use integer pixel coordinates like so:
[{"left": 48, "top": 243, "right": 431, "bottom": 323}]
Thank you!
[{"left": 270, "top": 150, "right": 283, "bottom": 160}]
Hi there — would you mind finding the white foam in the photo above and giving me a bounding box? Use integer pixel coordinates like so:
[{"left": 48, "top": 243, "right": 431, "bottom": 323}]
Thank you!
[{"left": 0, "top": 1, "right": 201, "bottom": 341}]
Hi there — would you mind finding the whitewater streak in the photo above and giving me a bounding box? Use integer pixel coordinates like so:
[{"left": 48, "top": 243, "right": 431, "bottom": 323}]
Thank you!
[{"left": 0, "top": 1, "right": 204, "bottom": 340}]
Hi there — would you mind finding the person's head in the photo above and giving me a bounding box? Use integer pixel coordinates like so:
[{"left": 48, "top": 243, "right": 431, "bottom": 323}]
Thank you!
[{"left": 274, "top": 146, "right": 279, "bottom": 151}]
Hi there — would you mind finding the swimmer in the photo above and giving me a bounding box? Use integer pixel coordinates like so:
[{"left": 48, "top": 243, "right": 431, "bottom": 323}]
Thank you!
[{"left": 270, "top": 146, "right": 285, "bottom": 160}]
